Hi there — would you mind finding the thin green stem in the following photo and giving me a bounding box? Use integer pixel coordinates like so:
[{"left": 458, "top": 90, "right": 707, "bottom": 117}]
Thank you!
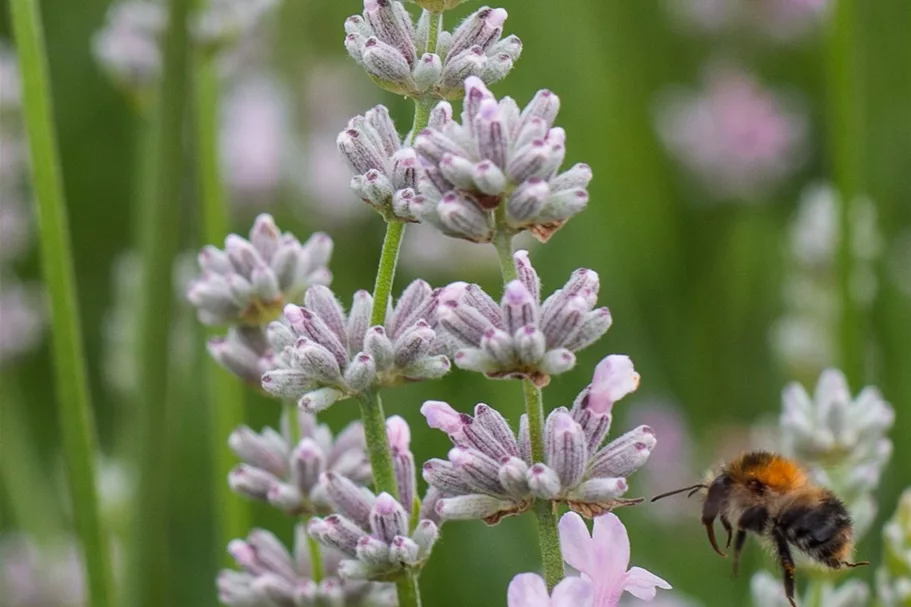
[
  {"left": 132, "top": 0, "right": 191, "bottom": 601},
  {"left": 192, "top": 37, "right": 249, "bottom": 558},
  {"left": 357, "top": 391, "right": 399, "bottom": 498},
  {"left": 396, "top": 572, "right": 423, "bottom": 607},
  {"left": 307, "top": 531, "right": 324, "bottom": 582},
  {"left": 826, "top": 0, "right": 865, "bottom": 385},
  {"left": 493, "top": 226, "right": 564, "bottom": 589},
  {"left": 369, "top": 220, "right": 406, "bottom": 326},
  {"left": 9, "top": 0, "right": 115, "bottom": 604},
  {"left": 804, "top": 578, "right": 829, "bottom": 607}
]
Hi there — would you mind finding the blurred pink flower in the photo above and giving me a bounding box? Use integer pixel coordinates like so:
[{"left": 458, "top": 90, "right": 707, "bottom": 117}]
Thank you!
[
  {"left": 507, "top": 573, "right": 593, "bottom": 607},
  {"left": 559, "top": 512, "right": 671, "bottom": 606},
  {"left": 221, "top": 74, "right": 289, "bottom": 205},
  {"left": 655, "top": 64, "right": 806, "bottom": 201},
  {"left": 588, "top": 355, "right": 640, "bottom": 415},
  {"left": 0, "top": 280, "right": 44, "bottom": 364},
  {"left": 667, "top": 0, "right": 827, "bottom": 42}
]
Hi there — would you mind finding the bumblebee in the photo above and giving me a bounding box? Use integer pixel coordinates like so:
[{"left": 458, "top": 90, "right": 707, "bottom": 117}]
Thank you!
[{"left": 652, "top": 451, "right": 868, "bottom": 607}]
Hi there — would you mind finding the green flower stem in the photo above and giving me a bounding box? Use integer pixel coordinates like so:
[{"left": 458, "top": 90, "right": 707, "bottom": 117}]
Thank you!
[
  {"left": 397, "top": 572, "right": 423, "bottom": 607},
  {"left": 524, "top": 380, "right": 564, "bottom": 589},
  {"left": 804, "top": 578, "right": 829, "bottom": 607},
  {"left": 307, "top": 530, "right": 324, "bottom": 583},
  {"left": 826, "top": 0, "right": 865, "bottom": 385},
  {"left": 192, "top": 38, "right": 249, "bottom": 559},
  {"left": 356, "top": 391, "right": 399, "bottom": 499},
  {"left": 9, "top": 0, "right": 116, "bottom": 604},
  {"left": 369, "top": 220, "right": 406, "bottom": 326},
  {"left": 132, "top": 0, "right": 191, "bottom": 601},
  {"left": 493, "top": 225, "right": 564, "bottom": 589}
]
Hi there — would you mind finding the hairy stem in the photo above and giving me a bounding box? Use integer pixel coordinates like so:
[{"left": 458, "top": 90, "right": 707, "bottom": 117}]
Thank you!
[
  {"left": 494, "top": 226, "right": 564, "bottom": 589},
  {"left": 370, "top": 220, "right": 406, "bottom": 326},
  {"left": 396, "top": 572, "right": 423, "bottom": 607},
  {"left": 192, "top": 37, "right": 249, "bottom": 559},
  {"left": 826, "top": 0, "right": 865, "bottom": 385},
  {"left": 9, "top": 0, "right": 115, "bottom": 604},
  {"left": 132, "top": 0, "right": 191, "bottom": 601},
  {"left": 357, "top": 391, "right": 399, "bottom": 498}
]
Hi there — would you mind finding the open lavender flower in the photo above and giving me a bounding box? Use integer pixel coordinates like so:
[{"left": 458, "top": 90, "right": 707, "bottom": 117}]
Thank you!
[
  {"left": 412, "top": 77, "right": 591, "bottom": 243},
  {"left": 507, "top": 574, "right": 592, "bottom": 607},
  {"left": 421, "top": 355, "right": 651, "bottom": 524},
  {"left": 344, "top": 2, "right": 521, "bottom": 99},
  {"left": 261, "top": 280, "right": 450, "bottom": 411},
  {"left": 337, "top": 105, "right": 423, "bottom": 221},
  {"left": 437, "top": 250, "right": 611, "bottom": 385},
  {"left": 780, "top": 368, "right": 894, "bottom": 536},
  {"left": 228, "top": 410, "right": 371, "bottom": 515},
  {"left": 559, "top": 512, "right": 672, "bottom": 605},
  {"left": 307, "top": 417, "right": 439, "bottom": 582},
  {"left": 219, "top": 526, "right": 394, "bottom": 606},
  {"left": 188, "top": 214, "right": 333, "bottom": 326}
]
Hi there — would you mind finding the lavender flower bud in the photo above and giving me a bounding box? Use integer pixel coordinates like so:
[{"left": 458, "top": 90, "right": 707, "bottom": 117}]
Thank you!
[
  {"left": 526, "top": 463, "right": 561, "bottom": 499},
  {"left": 389, "top": 536, "right": 421, "bottom": 566},
  {"left": 545, "top": 411, "right": 588, "bottom": 488},
  {"left": 362, "top": 37, "right": 415, "bottom": 93},
  {"left": 413, "top": 52, "right": 443, "bottom": 91},
  {"left": 436, "top": 494, "right": 513, "bottom": 520}
]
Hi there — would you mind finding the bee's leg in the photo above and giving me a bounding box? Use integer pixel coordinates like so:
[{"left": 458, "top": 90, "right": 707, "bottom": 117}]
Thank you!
[
  {"left": 702, "top": 476, "right": 733, "bottom": 557},
  {"left": 773, "top": 527, "right": 798, "bottom": 607},
  {"left": 732, "top": 507, "right": 768, "bottom": 578},
  {"left": 720, "top": 514, "right": 733, "bottom": 549},
  {"left": 840, "top": 560, "right": 870, "bottom": 568}
]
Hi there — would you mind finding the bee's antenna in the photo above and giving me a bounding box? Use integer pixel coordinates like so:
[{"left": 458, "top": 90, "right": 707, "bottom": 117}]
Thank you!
[{"left": 650, "top": 484, "right": 707, "bottom": 502}]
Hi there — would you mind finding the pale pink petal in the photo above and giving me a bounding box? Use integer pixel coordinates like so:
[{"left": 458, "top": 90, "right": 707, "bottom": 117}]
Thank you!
[
  {"left": 589, "top": 513, "right": 632, "bottom": 605},
  {"left": 385, "top": 415, "right": 411, "bottom": 452},
  {"left": 587, "top": 355, "right": 640, "bottom": 414},
  {"left": 507, "top": 573, "right": 552, "bottom": 607},
  {"left": 623, "top": 566, "right": 672, "bottom": 600},
  {"left": 420, "top": 400, "right": 463, "bottom": 434},
  {"left": 551, "top": 577, "right": 594, "bottom": 607},
  {"left": 558, "top": 511, "right": 594, "bottom": 574}
]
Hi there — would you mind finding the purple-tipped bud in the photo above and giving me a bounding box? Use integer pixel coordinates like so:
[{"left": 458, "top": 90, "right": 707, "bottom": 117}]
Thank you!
[
  {"left": 260, "top": 369, "right": 312, "bottom": 399},
  {"left": 507, "top": 178, "right": 550, "bottom": 221},
  {"left": 267, "top": 482, "right": 304, "bottom": 512},
  {"left": 361, "top": 37, "right": 414, "bottom": 90},
  {"left": 502, "top": 281, "right": 537, "bottom": 335},
  {"left": 298, "top": 387, "right": 345, "bottom": 413},
  {"left": 540, "top": 296, "right": 588, "bottom": 349},
  {"left": 346, "top": 290, "right": 373, "bottom": 354},
  {"left": 316, "top": 514, "right": 365, "bottom": 557},
  {"left": 345, "top": 32, "right": 366, "bottom": 63},
  {"left": 567, "top": 477, "right": 628, "bottom": 503},
  {"left": 449, "top": 446, "right": 508, "bottom": 497},
  {"left": 543, "top": 187, "right": 589, "bottom": 220},
  {"left": 439, "top": 153, "right": 478, "bottom": 190},
  {"left": 436, "top": 494, "right": 513, "bottom": 521},
  {"left": 363, "top": 0, "right": 416, "bottom": 67},
  {"left": 290, "top": 439, "right": 326, "bottom": 495},
  {"left": 473, "top": 159, "right": 508, "bottom": 195},
  {"left": 337, "top": 127, "right": 389, "bottom": 176},
  {"left": 520, "top": 89, "right": 560, "bottom": 129},
  {"left": 590, "top": 425, "right": 656, "bottom": 478},
  {"left": 498, "top": 456, "right": 530, "bottom": 497},
  {"left": 423, "top": 459, "right": 474, "bottom": 495},
  {"left": 356, "top": 535, "right": 391, "bottom": 566},
  {"left": 389, "top": 536, "right": 421, "bottom": 566},
  {"left": 323, "top": 472, "right": 375, "bottom": 529},
  {"left": 229, "top": 426, "right": 289, "bottom": 478},
  {"left": 550, "top": 162, "right": 593, "bottom": 192},
  {"left": 587, "top": 355, "right": 640, "bottom": 415},
  {"left": 440, "top": 46, "right": 487, "bottom": 92},
  {"left": 344, "top": 353, "right": 377, "bottom": 392},
  {"left": 391, "top": 148, "right": 420, "bottom": 190},
  {"left": 539, "top": 348, "right": 576, "bottom": 375},
  {"left": 526, "top": 463, "right": 561, "bottom": 499},
  {"left": 363, "top": 326, "right": 395, "bottom": 371},
  {"left": 370, "top": 492, "right": 409, "bottom": 543},
  {"left": 545, "top": 411, "right": 588, "bottom": 488},
  {"left": 490, "top": 34, "right": 522, "bottom": 61},
  {"left": 414, "top": 53, "right": 442, "bottom": 91},
  {"left": 428, "top": 101, "right": 453, "bottom": 130},
  {"left": 476, "top": 99, "right": 508, "bottom": 169},
  {"left": 412, "top": 519, "right": 439, "bottom": 558},
  {"left": 506, "top": 139, "right": 550, "bottom": 184},
  {"left": 229, "top": 464, "right": 276, "bottom": 500},
  {"left": 565, "top": 307, "right": 613, "bottom": 352},
  {"left": 480, "top": 328, "right": 515, "bottom": 366}
]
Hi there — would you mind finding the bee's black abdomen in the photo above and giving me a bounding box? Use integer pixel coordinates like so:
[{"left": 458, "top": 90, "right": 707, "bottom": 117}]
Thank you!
[{"left": 777, "top": 491, "right": 852, "bottom": 567}]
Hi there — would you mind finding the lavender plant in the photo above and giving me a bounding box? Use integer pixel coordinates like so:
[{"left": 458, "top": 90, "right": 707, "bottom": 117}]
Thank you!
[{"left": 188, "top": 2, "right": 675, "bottom": 606}]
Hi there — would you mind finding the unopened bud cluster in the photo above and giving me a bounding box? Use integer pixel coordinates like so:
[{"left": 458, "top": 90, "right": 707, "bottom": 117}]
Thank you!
[
  {"left": 188, "top": 214, "right": 333, "bottom": 326},
  {"left": 412, "top": 77, "right": 591, "bottom": 243},
  {"left": 228, "top": 410, "right": 370, "bottom": 515},
  {"left": 780, "top": 368, "right": 894, "bottom": 537},
  {"left": 219, "top": 526, "right": 394, "bottom": 606},
  {"left": 344, "top": 2, "right": 521, "bottom": 99},
  {"left": 308, "top": 417, "right": 439, "bottom": 581},
  {"left": 337, "top": 105, "right": 423, "bottom": 221},
  {"left": 437, "top": 250, "right": 611, "bottom": 385},
  {"left": 421, "top": 355, "right": 652, "bottom": 524},
  {"left": 261, "top": 280, "right": 450, "bottom": 412}
]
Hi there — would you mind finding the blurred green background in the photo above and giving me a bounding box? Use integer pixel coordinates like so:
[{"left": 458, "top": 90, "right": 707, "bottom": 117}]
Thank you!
[{"left": 1, "top": 0, "right": 910, "bottom": 606}]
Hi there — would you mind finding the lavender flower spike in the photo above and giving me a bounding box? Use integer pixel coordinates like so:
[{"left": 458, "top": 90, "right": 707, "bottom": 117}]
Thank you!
[
  {"left": 338, "top": 105, "right": 423, "bottom": 222},
  {"left": 412, "top": 77, "right": 590, "bottom": 243},
  {"left": 227, "top": 409, "right": 371, "bottom": 516},
  {"left": 261, "top": 280, "right": 450, "bottom": 411},
  {"left": 308, "top": 481, "right": 439, "bottom": 581},
  {"left": 187, "top": 214, "right": 333, "bottom": 326},
  {"left": 438, "top": 250, "right": 612, "bottom": 385},
  {"left": 219, "top": 526, "right": 394, "bottom": 606},
  {"left": 421, "top": 354, "right": 651, "bottom": 525},
  {"left": 344, "top": 2, "right": 521, "bottom": 99}
]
